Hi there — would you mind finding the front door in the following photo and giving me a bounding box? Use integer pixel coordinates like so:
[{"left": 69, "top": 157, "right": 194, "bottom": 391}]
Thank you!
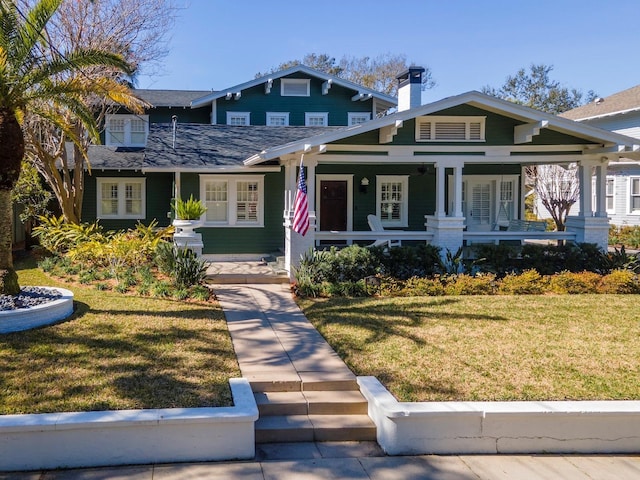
[{"left": 319, "top": 180, "right": 348, "bottom": 231}]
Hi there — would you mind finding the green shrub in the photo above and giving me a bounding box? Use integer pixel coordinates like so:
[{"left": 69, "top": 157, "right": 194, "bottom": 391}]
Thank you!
[
  {"left": 326, "top": 280, "right": 368, "bottom": 297},
  {"left": 548, "top": 271, "right": 601, "bottom": 294},
  {"left": 498, "top": 269, "right": 546, "bottom": 295},
  {"left": 173, "top": 288, "right": 189, "bottom": 300},
  {"left": 444, "top": 273, "right": 496, "bottom": 295},
  {"left": 173, "top": 194, "right": 207, "bottom": 220},
  {"left": 599, "top": 270, "right": 640, "bottom": 294},
  {"left": 190, "top": 285, "right": 211, "bottom": 301},
  {"left": 520, "top": 243, "right": 608, "bottom": 275},
  {"left": 471, "top": 244, "right": 520, "bottom": 277},
  {"left": 376, "top": 244, "right": 443, "bottom": 279},
  {"left": 33, "top": 216, "right": 108, "bottom": 255},
  {"left": 38, "top": 256, "right": 57, "bottom": 273},
  {"left": 610, "top": 225, "right": 640, "bottom": 248},
  {"left": 173, "top": 247, "right": 208, "bottom": 289},
  {"left": 153, "top": 281, "right": 172, "bottom": 297}
]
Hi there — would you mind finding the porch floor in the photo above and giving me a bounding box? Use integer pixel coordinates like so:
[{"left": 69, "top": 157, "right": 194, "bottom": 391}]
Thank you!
[{"left": 205, "top": 260, "right": 289, "bottom": 284}]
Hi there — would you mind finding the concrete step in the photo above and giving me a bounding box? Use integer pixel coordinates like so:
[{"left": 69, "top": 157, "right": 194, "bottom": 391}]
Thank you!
[
  {"left": 255, "top": 414, "right": 376, "bottom": 444},
  {"left": 299, "top": 372, "right": 359, "bottom": 392},
  {"left": 255, "top": 390, "right": 368, "bottom": 416}
]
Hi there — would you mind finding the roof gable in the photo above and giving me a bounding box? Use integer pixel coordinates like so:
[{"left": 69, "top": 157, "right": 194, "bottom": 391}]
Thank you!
[
  {"left": 246, "top": 91, "right": 640, "bottom": 164},
  {"left": 190, "top": 65, "right": 397, "bottom": 108}
]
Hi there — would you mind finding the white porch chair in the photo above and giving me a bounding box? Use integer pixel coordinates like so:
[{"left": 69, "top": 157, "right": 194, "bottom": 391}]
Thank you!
[{"left": 367, "top": 214, "right": 401, "bottom": 249}]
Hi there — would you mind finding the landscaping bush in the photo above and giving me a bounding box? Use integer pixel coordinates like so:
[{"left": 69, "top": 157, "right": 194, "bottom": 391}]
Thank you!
[
  {"left": 498, "top": 269, "right": 546, "bottom": 295},
  {"left": 398, "top": 276, "right": 445, "bottom": 296},
  {"left": 471, "top": 244, "right": 520, "bottom": 277},
  {"left": 547, "top": 271, "right": 602, "bottom": 294},
  {"left": 599, "top": 269, "right": 640, "bottom": 294},
  {"left": 520, "top": 243, "right": 608, "bottom": 275},
  {"left": 173, "top": 247, "right": 208, "bottom": 289},
  {"left": 375, "top": 244, "right": 442, "bottom": 279},
  {"left": 609, "top": 225, "right": 640, "bottom": 248},
  {"left": 444, "top": 273, "right": 496, "bottom": 295}
]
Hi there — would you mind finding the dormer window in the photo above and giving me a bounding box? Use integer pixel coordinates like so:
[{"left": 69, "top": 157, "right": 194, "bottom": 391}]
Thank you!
[
  {"left": 227, "top": 112, "right": 250, "bottom": 126},
  {"left": 266, "top": 112, "right": 290, "bottom": 126},
  {"left": 415, "top": 116, "right": 486, "bottom": 142},
  {"left": 305, "top": 112, "right": 328, "bottom": 126},
  {"left": 105, "top": 114, "right": 148, "bottom": 146},
  {"left": 281, "top": 79, "right": 310, "bottom": 97}
]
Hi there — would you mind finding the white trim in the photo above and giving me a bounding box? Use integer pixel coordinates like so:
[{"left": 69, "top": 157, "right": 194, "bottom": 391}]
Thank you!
[
  {"left": 376, "top": 175, "right": 409, "bottom": 227},
  {"left": 415, "top": 115, "right": 486, "bottom": 142},
  {"left": 226, "top": 111, "right": 250, "bottom": 126},
  {"left": 606, "top": 176, "right": 616, "bottom": 214},
  {"left": 316, "top": 174, "right": 354, "bottom": 232},
  {"left": 305, "top": 112, "right": 329, "bottom": 127},
  {"left": 627, "top": 176, "right": 640, "bottom": 215},
  {"left": 266, "top": 112, "right": 290, "bottom": 126},
  {"left": 96, "top": 177, "right": 146, "bottom": 220},
  {"left": 104, "top": 114, "right": 149, "bottom": 147},
  {"left": 200, "top": 175, "right": 265, "bottom": 227},
  {"left": 281, "top": 78, "right": 310, "bottom": 97},
  {"left": 348, "top": 112, "right": 371, "bottom": 125}
]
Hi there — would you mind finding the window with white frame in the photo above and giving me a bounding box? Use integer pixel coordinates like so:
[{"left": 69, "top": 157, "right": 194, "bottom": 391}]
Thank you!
[
  {"left": 281, "top": 78, "right": 310, "bottom": 96},
  {"left": 266, "top": 112, "right": 290, "bottom": 126},
  {"left": 606, "top": 177, "right": 615, "bottom": 213},
  {"left": 226, "top": 112, "right": 250, "bottom": 126},
  {"left": 630, "top": 177, "right": 640, "bottom": 214},
  {"left": 415, "top": 116, "right": 486, "bottom": 142},
  {"left": 376, "top": 175, "right": 409, "bottom": 227},
  {"left": 348, "top": 112, "right": 371, "bottom": 125},
  {"left": 305, "top": 112, "right": 329, "bottom": 127},
  {"left": 105, "top": 115, "right": 149, "bottom": 146},
  {"left": 97, "top": 178, "right": 145, "bottom": 219},
  {"left": 201, "top": 175, "right": 264, "bottom": 226}
]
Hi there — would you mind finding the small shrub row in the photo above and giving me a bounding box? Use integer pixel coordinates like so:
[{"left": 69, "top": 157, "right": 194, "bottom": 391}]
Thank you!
[
  {"left": 374, "top": 269, "right": 640, "bottom": 297},
  {"left": 610, "top": 225, "right": 640, "bottom": 249}
]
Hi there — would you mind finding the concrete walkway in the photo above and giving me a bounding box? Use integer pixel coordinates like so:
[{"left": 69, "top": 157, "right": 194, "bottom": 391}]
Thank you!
[{"left": 7, "top": 282, "right": 640, "bottom": 479}]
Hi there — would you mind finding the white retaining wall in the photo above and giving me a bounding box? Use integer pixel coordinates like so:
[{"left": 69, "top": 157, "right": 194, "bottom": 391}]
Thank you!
[
  {"left": 0, "top": 378, "right": 258, "bottom": 472},
  {"left": 0, "top": 287, "right": 74, "bottom": 334},
  {"left": 358, "top": 376, "right": 640, "bottom": 455}
]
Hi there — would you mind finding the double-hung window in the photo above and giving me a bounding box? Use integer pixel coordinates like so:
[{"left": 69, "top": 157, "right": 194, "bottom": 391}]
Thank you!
[
  {"left": 376, "top": 175, "right": 409, "bottom": 227},
  {"left": 201, "top": 175, "right": 264, "bottom": 226},
  {"left": 226, "top": 112, "right": 250, "bottom": 126},
  {"left": 97, "top": 178, "right": 145, "bottom": 219},
  {"left": 105, "top": 115, "right": 149, "bottom": 146},
  {"left": 629, "top": 177, "right": 640, "bottom": 214},
  {"left": 305, "top": 112, "right": 329, "bottom": 127},
  {"left": 606, "top": 177, "right": 615, "bottom": 213}
]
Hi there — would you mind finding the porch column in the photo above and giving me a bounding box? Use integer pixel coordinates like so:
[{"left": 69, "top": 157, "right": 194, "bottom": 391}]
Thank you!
[
  {"left": 452, "top": 163, "right": 464, "bottom": 217},
  {"left": 426, "top": 161, "right": 465, "bottom": 257},
  {"left": 435, "top": 162, "right": 446, "bottom": 216},
  {"left": 578, "top": 161, "right": 594, "bottom": 217},
  {"left": 594, "top": 163, "right": 608, "bottom": 218},
  {"left": 284, "top": 156, "right": 317, "bottom": 279}
]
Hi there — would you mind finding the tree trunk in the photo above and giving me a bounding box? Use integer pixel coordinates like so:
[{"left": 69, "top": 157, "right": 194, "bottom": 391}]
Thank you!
[
  {"left": 0, "top": 108, "right": 24, "bottom": 295},
  {"left": 0, "top": 189, "right": 20, "bottom": 295}
]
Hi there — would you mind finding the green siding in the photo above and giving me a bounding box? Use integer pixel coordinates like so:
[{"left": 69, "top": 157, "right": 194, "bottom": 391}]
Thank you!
[
  {"left": 216, "top": 74, "right": 373, "bottom": 126},
  {"left": 180, "top": 170, "right": 285, "bottom": 254},
  {"left": 149, "top": 106, "right": 211, "bottom": 124},
  {"left": 83, "top": 171, "right": 173, "bottom": 230}
]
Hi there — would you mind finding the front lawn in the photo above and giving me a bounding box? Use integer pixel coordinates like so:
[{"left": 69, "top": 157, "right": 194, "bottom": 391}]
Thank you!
[
  {"left": 0, "top": 256, "right": 239, "bottom": 415},
  {"left": 299, "top": 295, "right": 640, "bottom": 402}
]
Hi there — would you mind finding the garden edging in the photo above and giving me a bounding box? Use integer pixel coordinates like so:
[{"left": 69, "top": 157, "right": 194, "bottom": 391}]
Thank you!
[
  {"left": 0, "top": 378, "right": 258, "bottom": 472},
  {"left": 358, "top": 376, "right": 640, "bottom": 455}
]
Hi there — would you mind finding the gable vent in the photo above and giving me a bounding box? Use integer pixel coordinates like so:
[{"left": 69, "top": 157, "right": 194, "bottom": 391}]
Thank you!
[{"left": 415, "top": 116, "right": 486, "bottom": 142}]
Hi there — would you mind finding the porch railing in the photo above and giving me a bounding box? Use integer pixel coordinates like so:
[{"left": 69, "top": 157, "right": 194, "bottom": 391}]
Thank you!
[
  {"left": 315, "top": 230, "right": 435, "bottom": 246},
  {"left": 464, "top": 230, "right": 576, "bottom": 245}
]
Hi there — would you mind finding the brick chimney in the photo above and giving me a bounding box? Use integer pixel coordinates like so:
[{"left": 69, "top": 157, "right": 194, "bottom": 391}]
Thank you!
[{"left": 397, "top": 66, "right": 424, "bottom": 112}]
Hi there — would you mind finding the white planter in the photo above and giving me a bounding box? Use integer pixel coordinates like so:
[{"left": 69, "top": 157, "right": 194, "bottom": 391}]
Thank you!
[{"left": 172, "top": 218, "right": 204, "bottom": 237}]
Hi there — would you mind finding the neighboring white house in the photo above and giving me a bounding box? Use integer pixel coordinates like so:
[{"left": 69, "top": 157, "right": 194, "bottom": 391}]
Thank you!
[{"left": 560, "top": 85, "right": 640, "bottom": 226}]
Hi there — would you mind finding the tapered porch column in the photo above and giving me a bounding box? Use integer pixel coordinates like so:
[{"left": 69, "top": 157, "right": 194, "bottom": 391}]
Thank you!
[
  {"left": 426, "top": 161, "right": 465, "bottom": 256},
  {"left": 565, "top": 159, "right": 609, "bottom": 250},
  {"left": 284, "top": 157, "right": 317, "bottom": 279}
]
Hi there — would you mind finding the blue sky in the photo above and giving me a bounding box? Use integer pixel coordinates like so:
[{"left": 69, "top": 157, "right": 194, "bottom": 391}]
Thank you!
[{"left": 137, "top": 0, "right": 639, "bottom": 102}]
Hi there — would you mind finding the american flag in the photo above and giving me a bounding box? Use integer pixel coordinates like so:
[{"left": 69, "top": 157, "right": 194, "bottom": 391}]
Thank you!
[{"left": 292, "top": 158, "right": 309, "bottom": 236}]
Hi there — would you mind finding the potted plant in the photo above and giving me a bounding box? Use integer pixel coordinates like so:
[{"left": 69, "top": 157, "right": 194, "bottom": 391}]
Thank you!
[{"left": 172, "top": 195, "right": 206, "bottom": 235}]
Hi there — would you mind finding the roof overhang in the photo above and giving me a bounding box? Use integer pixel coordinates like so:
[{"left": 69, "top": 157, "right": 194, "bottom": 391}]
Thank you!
[
  {"left": 190, "top": 65, "right": 397, "bottom": 108},
  {"left": 244, "top": 91, "right": 640, "bottom": 166}
]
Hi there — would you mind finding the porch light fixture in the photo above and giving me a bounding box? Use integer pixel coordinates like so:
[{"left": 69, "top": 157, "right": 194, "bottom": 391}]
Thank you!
[{"left": 360, "top": 177, "right": 370, "bottom": 194}]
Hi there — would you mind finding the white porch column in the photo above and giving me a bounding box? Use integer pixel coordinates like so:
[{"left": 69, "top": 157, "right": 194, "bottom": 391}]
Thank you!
[
  {"left": 426, "top": 161, "right": 465, "bottom": 257},
  {"left": 284, "top": 156, "right": 317, "bottom": 279},
  {"left": 578, "top": 161, "right": 594, "bottom": 217},
  {"left": 594, "top": 163, "right": 608, "bottom": 218}
]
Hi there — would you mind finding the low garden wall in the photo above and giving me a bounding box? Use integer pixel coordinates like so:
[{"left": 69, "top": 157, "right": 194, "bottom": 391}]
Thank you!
[
  {"left": 359, "top": 376, "right": 640, "bottom": 455},
  {"left": 0, "top": 378, "right": 258, "bottom": 472}
]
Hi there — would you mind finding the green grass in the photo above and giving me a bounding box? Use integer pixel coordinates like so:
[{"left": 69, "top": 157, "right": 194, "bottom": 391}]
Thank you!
[
  {"left": 0, "top": 256, "right": 240, "bottom": 414},
  {"left": 299, "top": 295, "right": 640, "bottom": 402}
]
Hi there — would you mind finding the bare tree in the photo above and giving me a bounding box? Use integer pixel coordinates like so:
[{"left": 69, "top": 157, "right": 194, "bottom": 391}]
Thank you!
[
  {"left": 530, "top": 164, "right": 580, "bottom": 231},
  {"left": 257, "top": 53, "right": 435, "bottom": 97},
  {"left": 20, "top": 0, "right": 179, "bottom": 223}
]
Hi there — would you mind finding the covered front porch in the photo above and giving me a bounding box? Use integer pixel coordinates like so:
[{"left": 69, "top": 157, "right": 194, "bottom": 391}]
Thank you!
[{"left": 281, "top": 155, "right": 611, "bottom": 275}]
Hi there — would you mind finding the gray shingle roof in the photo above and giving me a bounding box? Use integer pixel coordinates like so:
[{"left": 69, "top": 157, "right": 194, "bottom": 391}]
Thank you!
[
  {"left": 88, "top": 124, "right": 342, "bottom": 171},
  {"left": 143, "top": 123, "right": 341, "bottom": 169},
  {"left": 560, "top": 85, "right": 640, "bottom": 120},
  {"left": 132, "top": 89, "right": 213, "bottom": 108}
]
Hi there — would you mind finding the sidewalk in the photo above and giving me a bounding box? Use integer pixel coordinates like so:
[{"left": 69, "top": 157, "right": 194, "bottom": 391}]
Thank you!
[{"left": 5, "top": 283, "right": 640, "bottom": 479}]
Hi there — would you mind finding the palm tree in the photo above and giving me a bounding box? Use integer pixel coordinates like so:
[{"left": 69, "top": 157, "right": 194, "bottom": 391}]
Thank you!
[{"left": 0, "top": 0, "right": 137, "bottom": 294}]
